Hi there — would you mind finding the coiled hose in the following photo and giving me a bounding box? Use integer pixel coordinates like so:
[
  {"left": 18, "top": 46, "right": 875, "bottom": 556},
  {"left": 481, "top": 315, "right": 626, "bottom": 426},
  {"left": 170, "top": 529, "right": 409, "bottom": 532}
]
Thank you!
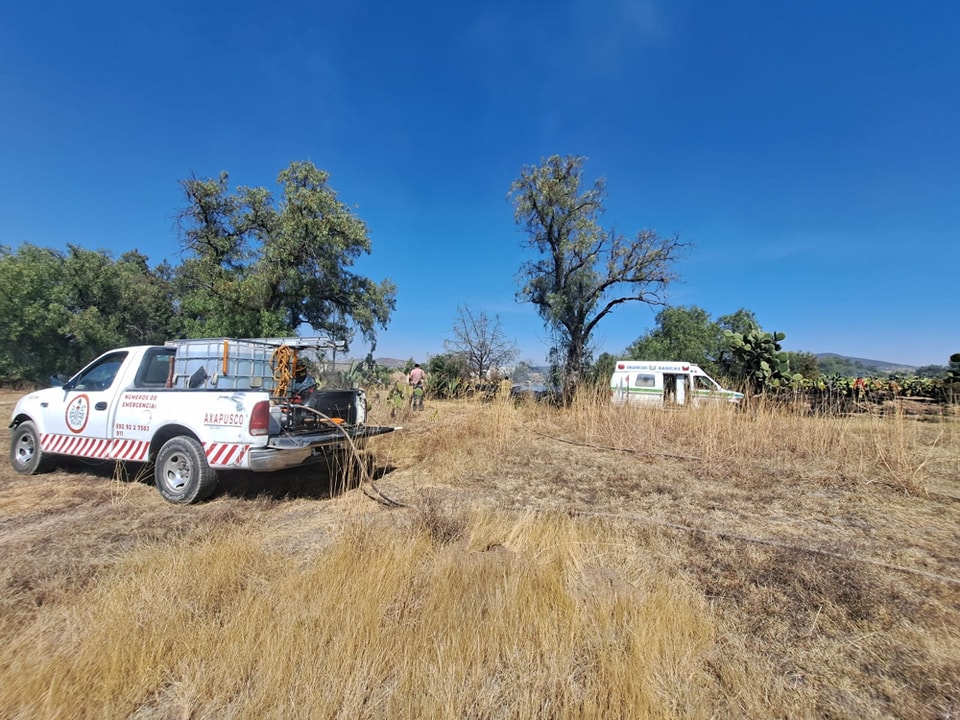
[{"left": 271, "top": 345, "right": 295, "bottom": 397}]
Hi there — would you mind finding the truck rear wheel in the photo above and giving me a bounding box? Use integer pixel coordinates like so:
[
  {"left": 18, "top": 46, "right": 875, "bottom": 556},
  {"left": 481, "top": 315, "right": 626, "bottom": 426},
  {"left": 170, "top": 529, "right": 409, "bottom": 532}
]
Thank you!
[
  {"left": 10, "top": 421, "right": 48, "bottom": 475},
  {"left": 154, "top": 436, "right": 218, "bottom": 504}
]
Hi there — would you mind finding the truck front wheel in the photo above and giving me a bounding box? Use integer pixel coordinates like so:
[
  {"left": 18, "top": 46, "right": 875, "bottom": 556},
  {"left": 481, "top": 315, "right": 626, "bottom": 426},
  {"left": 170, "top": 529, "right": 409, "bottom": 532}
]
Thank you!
[
  {"left": 10, "top": 421, "right": 48, "bottom": 475},
  {"left": 154, "top": 436, "right": 218, "bottom": 504}
]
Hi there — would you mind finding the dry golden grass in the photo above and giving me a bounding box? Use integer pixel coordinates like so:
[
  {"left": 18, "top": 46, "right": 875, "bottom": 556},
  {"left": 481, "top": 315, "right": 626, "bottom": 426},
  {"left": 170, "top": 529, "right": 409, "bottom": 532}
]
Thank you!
[{"left": 1, "top": 389, "right": 958, "bottom": 718}]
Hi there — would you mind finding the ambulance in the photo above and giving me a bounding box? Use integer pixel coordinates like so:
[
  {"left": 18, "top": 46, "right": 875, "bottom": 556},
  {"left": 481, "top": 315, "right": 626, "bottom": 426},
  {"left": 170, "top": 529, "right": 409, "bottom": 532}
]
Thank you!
[{"left": 610, "top": 360, "right": 743, "bottom": 407}]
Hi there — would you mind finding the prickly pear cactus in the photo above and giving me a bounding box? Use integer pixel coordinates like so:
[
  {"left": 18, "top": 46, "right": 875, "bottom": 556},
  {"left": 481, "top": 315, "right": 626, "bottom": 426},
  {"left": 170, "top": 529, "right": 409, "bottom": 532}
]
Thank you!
[{"left": 723, "top": 328, "right": 791, "bottom": 395}]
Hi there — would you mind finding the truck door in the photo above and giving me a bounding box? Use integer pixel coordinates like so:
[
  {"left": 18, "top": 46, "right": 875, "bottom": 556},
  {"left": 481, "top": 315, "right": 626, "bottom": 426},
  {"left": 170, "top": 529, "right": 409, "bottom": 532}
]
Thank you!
[{"left": 43, "top": 351, "right": 128, "bottom": 457}]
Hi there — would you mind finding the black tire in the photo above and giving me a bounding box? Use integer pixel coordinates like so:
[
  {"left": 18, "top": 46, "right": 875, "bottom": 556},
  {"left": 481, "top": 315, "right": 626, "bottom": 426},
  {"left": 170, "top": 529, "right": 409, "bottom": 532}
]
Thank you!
[
  {"left": 10, "top": 421, "right": 48, "bottom": 475},
  {"left": 154, "top": 436, "right": 218, "bottom": 504}
]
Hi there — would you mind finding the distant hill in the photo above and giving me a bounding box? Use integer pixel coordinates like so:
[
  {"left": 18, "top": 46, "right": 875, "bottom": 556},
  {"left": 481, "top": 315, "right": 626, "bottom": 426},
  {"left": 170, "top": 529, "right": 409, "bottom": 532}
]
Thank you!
[
  {"left": 815, "top": 353, "right": 916, "bottom": 376},
  {"left": 373, "top": 357, "right": 409, "bottom": 370}
]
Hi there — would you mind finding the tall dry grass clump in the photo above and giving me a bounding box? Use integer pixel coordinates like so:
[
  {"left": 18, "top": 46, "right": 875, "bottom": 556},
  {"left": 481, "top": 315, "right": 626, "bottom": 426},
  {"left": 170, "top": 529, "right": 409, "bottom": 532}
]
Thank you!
[
  {"left": 390, "top": 396, "right": 528, "bottom": 482},
  {"left": 547, "top": 391, "right": 956, "bottom": 496},
  {"left": 0, "top": 511, "right": 718, "bottom": 720}
]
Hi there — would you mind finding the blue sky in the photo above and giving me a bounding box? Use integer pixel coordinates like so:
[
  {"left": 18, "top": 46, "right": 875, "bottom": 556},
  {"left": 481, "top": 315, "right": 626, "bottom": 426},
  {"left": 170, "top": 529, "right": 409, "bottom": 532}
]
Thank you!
[{"left": 2, "top": 1, "right": 957, "bottom": 367}]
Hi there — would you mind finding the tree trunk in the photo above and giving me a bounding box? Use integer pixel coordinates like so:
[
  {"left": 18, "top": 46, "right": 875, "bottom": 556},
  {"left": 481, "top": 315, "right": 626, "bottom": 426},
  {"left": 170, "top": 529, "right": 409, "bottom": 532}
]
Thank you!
[{"left": 562, "top": 342, "right": 584, "bottom": 406}]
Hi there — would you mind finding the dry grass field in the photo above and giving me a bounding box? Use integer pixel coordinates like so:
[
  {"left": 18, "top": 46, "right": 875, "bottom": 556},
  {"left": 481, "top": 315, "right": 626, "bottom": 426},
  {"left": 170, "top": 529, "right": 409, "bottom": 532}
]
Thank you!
[{"left": 0, "top": 387, "right": 958, "bottom": 719}]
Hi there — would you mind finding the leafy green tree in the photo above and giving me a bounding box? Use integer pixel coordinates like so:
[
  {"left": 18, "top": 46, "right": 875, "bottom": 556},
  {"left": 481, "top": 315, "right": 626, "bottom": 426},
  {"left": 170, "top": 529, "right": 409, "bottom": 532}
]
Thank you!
[
  {"left": 915, "top": 364, "right": 948, "bottom": 379},
  {"left": 625, "top": 305, "right": 722, "bottom": 374},
  {"left": 0, "top": 245, "right": 68, "bottom": 383},
  {"left": 587, "top": 352, "right": 618, "bottom": 388},
  {"left": 444, "top": 305, "right": 518, "bottom": 382},
  {"left": 60, "top": 246, "right": 179, "bottom": 353},
  {"left": 783, "top": 351, "right": 820, "bottom": 380},
  {"left": 426, "top": 352, "right": 469, "bottom": 399},
  {"left": 174, "top": 172, "right": 267, "bottom": 337},
  {"left": 716, "top": 308, "right": 759, "bottom": 336},
  {"left": 509, "top": 155, "right": 686, "bottom": 403},
  {"left": 175, "top": 161, "right": 396, "bottom": 347},
  {"left": 0, "top": 244, "right": 177, "bottom": 383}
]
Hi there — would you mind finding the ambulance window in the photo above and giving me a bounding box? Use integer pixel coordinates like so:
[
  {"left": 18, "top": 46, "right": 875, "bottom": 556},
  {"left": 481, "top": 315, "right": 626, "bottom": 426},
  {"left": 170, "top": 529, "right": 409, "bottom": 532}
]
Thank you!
[
  {"left": 694, "top": 375, "right": 719, "bottom": 390},
  {"left": 634, "top": 374, "right": 656, "bottom": 388}
]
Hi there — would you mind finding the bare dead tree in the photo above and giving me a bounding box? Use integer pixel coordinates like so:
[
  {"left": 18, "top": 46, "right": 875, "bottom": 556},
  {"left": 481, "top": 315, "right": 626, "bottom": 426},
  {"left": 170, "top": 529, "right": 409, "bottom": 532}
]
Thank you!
[{"left": 444, "top": 305, "right": 519, "bottom": 384}]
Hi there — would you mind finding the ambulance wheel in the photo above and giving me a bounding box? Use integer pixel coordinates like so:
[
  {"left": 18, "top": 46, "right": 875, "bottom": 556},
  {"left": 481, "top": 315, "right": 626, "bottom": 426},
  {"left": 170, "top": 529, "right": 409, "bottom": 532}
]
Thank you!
[
  {"left": 154, "top": 436, "right": 218, "bottom": 504},
  {"left": 10, "top": 421, "right": 48, "bottom": 475}
]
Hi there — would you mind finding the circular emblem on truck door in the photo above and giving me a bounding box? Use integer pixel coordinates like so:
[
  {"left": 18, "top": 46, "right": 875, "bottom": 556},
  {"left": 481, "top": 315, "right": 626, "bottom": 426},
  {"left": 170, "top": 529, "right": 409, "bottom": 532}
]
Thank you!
[{"left": 65, "top": 394, "right": 90, "bottom": 433}]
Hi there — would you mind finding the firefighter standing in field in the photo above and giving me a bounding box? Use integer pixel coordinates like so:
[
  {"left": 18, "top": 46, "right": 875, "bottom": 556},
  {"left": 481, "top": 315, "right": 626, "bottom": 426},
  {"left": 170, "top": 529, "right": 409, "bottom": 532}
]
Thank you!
[
  {"left": 853, "top": 376, "right": 866, "bottom": 404},
  {"left": 408, "top": 363, "right": 426, "bottom": 410}
]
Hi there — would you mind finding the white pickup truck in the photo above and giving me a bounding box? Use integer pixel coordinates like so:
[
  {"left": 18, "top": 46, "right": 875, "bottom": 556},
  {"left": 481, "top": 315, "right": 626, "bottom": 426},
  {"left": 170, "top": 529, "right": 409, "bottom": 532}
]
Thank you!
[{"left": 8, "top": 337, "right": 395, "bottom": 504}]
